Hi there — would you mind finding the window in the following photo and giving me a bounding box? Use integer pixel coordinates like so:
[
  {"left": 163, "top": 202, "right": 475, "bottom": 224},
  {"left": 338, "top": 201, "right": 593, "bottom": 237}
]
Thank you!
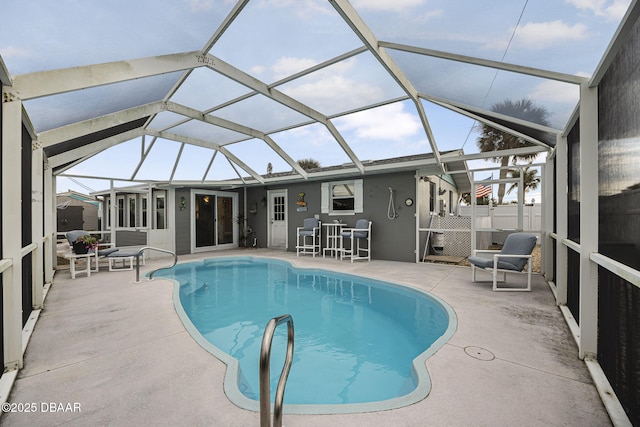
[
  {"left": 332, "top": 183, "right": 355, "bottom": 211},
  {"left": 155, "top": 192, "right": 166, "bottom": 229},
  {"left": 117, "top": 196, "right": 125, "bottom": 228},
  {"left": 141, "top": 197, "right": 148, "bottom": 228},
  {"left": 429, "top": 182, "right": 436, "bottom": 212},
  {"left": 321, "top": 179, "right": 363, "bottom": 214},
  {"left": 106, "top": 199, "right": 111, "bottom": 229},
  {"left": 273, "top": 195, "right": 285, "bottom": 221},
  {"left": 449, "top": 190, "right": 453, "bottom": 214},
  {"left": 128, "top": 195, "right": 136, "bottom": 227}
]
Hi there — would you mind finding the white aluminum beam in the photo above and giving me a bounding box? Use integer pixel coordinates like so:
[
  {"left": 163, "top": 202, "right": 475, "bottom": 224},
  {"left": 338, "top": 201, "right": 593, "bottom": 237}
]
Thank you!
[
  {"left": 169, "top": 143, "right": 185, "bottom": 183},
  {"left": 2, "top": 95, "right": 24, "bottom": 371},
  {"left": 381, "top": 41, "right": 587, "bottom": 86},
  {"left": 578, "top": 83, "right": 599, "bottom": 360},
  {"left": 145, "top": 129, "right": 265, "bottom": 184},
  {"left": 43, "top": 163, "right": 55, "bottom": 285},
  {"left": 38, "top": 102, "right": 164, "bottom": 147},
  {"left": 555, "top": 128, "right": 569, "bottom": 306},
  {"left": 203, "top": 54, "right": 364, "bottom": 173},
  {"left": 32, "top": 146, "right": 45, "bottom": 310},
  {"left": 201, "top": 0, "right": 250, "bottom": 53},
  {"left": 9, "top": 51, "right": 204, "bottom": 100},
  {"left": 425, "top": 95, "right": 559, "bottom": 136},
  {"left": 441, "top": 147, "right": 547, "bottom": 165},
  {"left": 330, "top": 0, "right": 442, "bottom": 166},
  {"left": 48, "top": 128, "right": 145, "bottom": 169},
  {"left": 0, "top": 55, "right": 11, "bottom": 86},
  {"left": 130, "top": 136, "right": 157, "bottom": 180},
  {"left": 591, "top": 0, "right": 640, "bottom": 87},
  {"left": 165, "top": 102, "right": 307, "bottom": 178},
  {"left": 428, "top": 98, "right": 555, "bottom": 149},
  {"left": 202, "top": 151, "right": 218, "bottom": 182}
]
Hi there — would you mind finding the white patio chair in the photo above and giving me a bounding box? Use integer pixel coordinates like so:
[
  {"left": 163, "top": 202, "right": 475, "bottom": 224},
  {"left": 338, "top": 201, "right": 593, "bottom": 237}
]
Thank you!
[
  {"left": 65, "top": 230, "right": 120, "bottom": 272},
  {"left": 340, "top": 219, "right": 372, "bottom": 262},
  {"left": 296, "top": 218, "right": 322, "bottom": 257},
  {"left": 468, "top": 232, "right": 537, "bottom": 291}
]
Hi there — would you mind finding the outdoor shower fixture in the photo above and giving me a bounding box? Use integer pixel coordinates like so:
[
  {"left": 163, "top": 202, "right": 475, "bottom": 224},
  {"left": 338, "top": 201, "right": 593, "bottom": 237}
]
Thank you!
[{"left": 387, "top": 187, "right": 398, "bottom": 220}]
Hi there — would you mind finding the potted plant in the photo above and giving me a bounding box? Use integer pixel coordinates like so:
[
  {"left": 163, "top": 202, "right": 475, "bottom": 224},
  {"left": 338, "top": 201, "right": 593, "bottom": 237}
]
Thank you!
[{"left": 73, "top": 235, "right": 98, "bottom": 254}]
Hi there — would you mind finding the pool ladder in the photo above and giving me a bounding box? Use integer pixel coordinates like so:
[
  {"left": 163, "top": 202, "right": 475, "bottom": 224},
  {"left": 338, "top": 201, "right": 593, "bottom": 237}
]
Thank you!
[
  {"left": 134, "top": 246, "right": 178, "bottom": 283},
  {"left": 260, "top": 314, "right": 295, "bottom": 427}
]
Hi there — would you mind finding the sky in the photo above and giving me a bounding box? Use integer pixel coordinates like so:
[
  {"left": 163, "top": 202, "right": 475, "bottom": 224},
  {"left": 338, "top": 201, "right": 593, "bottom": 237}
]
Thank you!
[{"left": 0, "top": 0, "right": 631, "bottom": 198}]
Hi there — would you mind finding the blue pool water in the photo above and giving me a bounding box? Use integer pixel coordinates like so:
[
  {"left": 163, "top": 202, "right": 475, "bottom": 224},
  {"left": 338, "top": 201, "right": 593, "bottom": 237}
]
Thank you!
[{"left": 157, "top": 257, "right": 456, "bottom": 413}]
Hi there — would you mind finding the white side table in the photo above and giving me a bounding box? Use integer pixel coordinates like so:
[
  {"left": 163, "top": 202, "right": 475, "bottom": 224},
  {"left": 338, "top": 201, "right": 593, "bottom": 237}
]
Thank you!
[
  {"left": 323, "top": 223, "right": 346, "bottom": 259},
  {"left": 64, "top": 253, "right": 93, "bottom": 279}
]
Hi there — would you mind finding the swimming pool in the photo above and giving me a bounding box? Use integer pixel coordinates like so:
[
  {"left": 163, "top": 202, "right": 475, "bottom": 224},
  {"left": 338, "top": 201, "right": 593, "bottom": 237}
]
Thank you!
[{"left": 158, "top": 256, "right": 456, "bottom": 414}]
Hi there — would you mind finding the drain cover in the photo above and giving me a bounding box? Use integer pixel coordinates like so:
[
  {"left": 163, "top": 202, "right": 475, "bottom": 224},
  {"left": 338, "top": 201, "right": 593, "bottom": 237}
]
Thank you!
[{"left": 464, "top": 346, "right": 495, "bottom": 361}]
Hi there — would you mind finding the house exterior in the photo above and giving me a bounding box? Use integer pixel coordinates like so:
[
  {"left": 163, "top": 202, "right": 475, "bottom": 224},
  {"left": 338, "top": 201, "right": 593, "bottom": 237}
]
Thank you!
[
  {"left": 95, "top": 154, "right": 470, "bottom": 263},
  {"left": 2, "top": 3, "right": 640, "bottom": 424}
]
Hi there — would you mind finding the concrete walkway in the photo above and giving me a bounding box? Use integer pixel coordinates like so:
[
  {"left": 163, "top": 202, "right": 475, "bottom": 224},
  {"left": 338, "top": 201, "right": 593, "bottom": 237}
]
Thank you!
[{"left": 2, "top": 250, "right": 610, "bottom": 426}]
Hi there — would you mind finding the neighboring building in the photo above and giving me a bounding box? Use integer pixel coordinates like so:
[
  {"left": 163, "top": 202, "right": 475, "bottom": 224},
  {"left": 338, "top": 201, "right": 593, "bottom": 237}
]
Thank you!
[{"left": 56, "top": 190, "right": 101, "bottom": 233}]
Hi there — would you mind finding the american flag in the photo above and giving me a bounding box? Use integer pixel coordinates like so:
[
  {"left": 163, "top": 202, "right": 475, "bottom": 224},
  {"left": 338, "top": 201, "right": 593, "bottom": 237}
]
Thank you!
[{"left": 476, "top": 183, "right": 492, "bottom": 198}]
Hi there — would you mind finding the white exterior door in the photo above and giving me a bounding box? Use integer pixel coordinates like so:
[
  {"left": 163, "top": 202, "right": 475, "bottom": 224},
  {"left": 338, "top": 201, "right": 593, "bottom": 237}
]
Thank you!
[{"left": 268, "top": 190, "right": 287, "bottom": 249}]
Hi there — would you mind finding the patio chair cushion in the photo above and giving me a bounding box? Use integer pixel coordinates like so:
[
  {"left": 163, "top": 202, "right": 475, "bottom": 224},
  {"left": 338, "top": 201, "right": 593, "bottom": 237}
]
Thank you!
[
  {"left": 107, "top": 250, "right": 139, "bottom": 259},
  {"left": 468, "top": 233, "right": 537, "bottom": 272},
  {"left": 299, "top": 218, "right": 320, "bottom": 236},
  {"left": 341, "top": 219, "right": 370, "bottom": 239},
  {"left": 467, "top": 256, "right": 522, "bottom": 271},
  {"left": 97, "top": 247, "right": 119, "bottom": 257}
]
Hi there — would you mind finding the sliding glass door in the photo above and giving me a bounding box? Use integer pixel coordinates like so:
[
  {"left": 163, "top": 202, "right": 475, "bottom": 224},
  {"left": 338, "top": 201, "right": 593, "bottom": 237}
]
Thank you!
[{"left": 192, "top": 190, "right": 237, "bottom": 252}]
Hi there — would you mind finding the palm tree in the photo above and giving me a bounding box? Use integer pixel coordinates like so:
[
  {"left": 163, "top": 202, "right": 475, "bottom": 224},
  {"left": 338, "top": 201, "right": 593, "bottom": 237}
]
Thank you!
[
  {"left": 297, "top": 158, "right": 321, "bottom": 171},
  {"left": 507, "top": 165, "right": 540, "bottom": 198},
  {"left": 476, "top": 98, "right": 549, "bottom": 204}
]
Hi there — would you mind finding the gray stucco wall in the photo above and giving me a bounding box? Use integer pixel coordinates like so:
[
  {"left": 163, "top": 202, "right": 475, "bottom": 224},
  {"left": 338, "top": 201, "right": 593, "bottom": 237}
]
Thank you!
[
  {"left": 115, "top": 230, "right": 147, "bottom": 246},
  {"left": 174, "top": 188, "right": 191, "bottom": 255},
  {"left": 246, "top": 171, "right": 417, "bottom": 262}
]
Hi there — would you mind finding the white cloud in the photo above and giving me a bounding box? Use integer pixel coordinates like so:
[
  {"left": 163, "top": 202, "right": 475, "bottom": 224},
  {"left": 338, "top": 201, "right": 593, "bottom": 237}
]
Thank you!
[
  {"left": 285, "top": 74, "right": 385, "bottom": 111},
  {"left": 187, "top": 0, "right": 214, "bottom": 12},
  {"left": 415, "top": 9, "right": 444, "bottom": 23},
  {"left": 515, "top": 20, "right": 589, "bottom": 48},
  {"left": 0, "top": 45, "right": 32, "bottom": 59},
  {"left": 565, "top": 0, "right": 629, "bottom": 21},
  {"left": 334, "top": 103, "right": 421, "bottom": 141},
  {"left": 249, "top": 65, "right": 267, "bottom": 76},
  {"left": 273, "top": 57, "right": 386, "bottom": 112},
  {"left": 271, "top": 57, "right": 318, "bottom": 80},
  {"left": 351, "top": 0, "right": 426, "bottom": 13},
  {"left": 258, "top": 0, "right": 333, "bottom": 18},
  {"left": 529, "top": 80, "right": 580, "bottom": 104},
  {"left": 482, "top": 20, "right": 589, "bottom": 51}
]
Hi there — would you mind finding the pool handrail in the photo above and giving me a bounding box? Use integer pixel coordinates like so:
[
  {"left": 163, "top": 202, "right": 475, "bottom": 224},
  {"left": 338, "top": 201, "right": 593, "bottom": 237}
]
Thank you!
[
  {"left": 259, "top": 314, "right": 294, "bottom": 427},
  {"left": 134, "top": 246, "right": 178, "bottom": 283}
]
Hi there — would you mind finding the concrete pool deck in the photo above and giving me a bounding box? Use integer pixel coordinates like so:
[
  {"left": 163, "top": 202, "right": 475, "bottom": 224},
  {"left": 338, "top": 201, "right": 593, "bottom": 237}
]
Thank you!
[{"left": 2, "top": 249, "right": 610, "bottom": 426}]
